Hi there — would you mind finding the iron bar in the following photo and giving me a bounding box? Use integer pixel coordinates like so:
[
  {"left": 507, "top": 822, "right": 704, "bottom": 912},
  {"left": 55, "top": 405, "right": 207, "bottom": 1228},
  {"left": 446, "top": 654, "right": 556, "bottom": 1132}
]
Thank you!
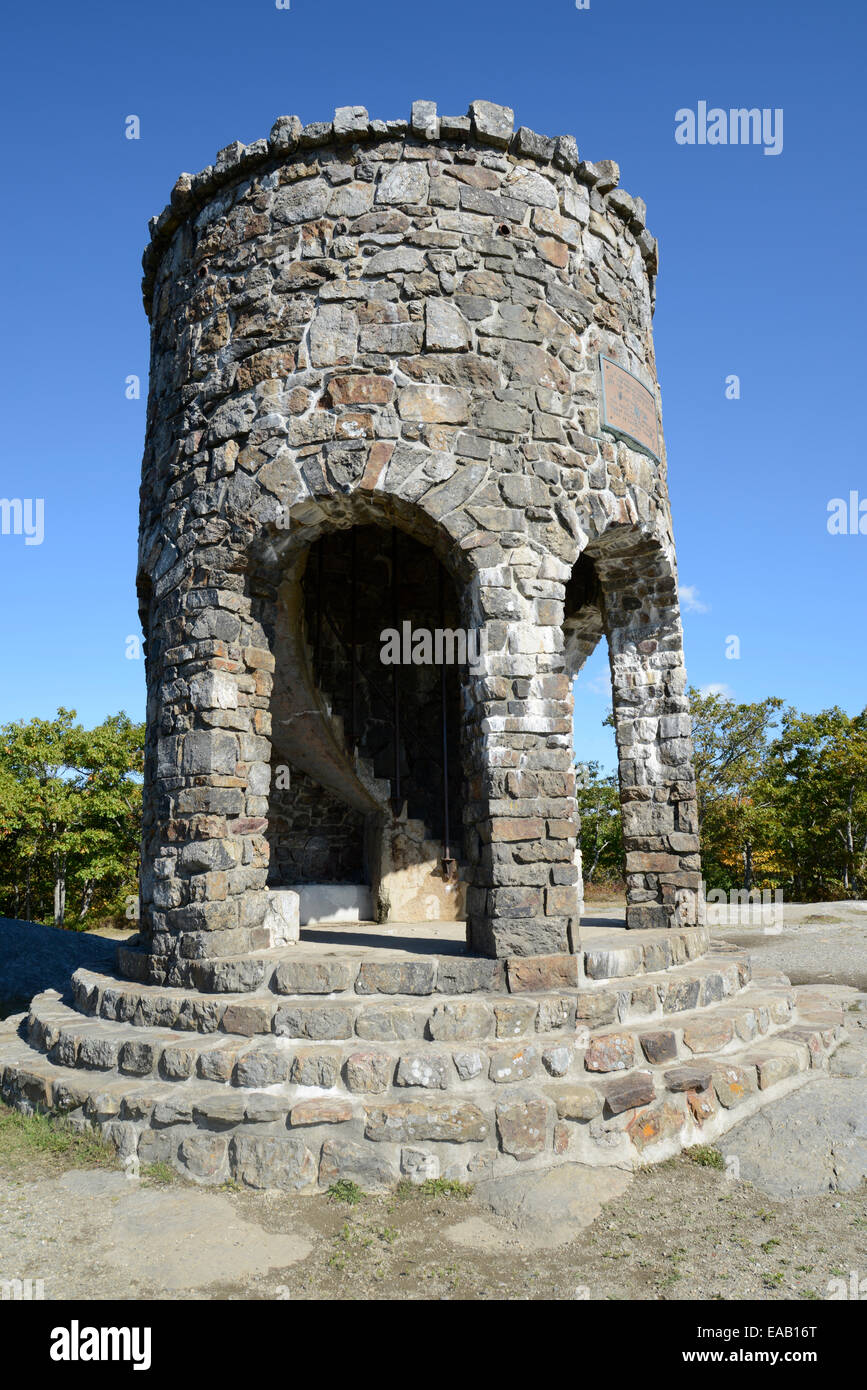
[
  {"left": 390, "top": 527, "right": 401, "bottom": 814},
  {"left": 350, "top": 529, "right": 358, "bottom": 748},
  {"left": 438, "top": 564, "right": 456, "bottom": 882},
  {"left": 314, "top": 540, "right": 324, "bottom": 674}
]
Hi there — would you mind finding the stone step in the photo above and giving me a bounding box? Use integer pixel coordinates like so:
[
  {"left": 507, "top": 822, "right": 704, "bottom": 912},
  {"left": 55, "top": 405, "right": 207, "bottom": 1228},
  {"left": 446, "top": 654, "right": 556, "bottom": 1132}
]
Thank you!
[
  {"left": 26, "top": 974, "right": 803, "bottom": 1104},
  {"left": 1, "top": 995, "right": 845, "bottom": 1190},
  {"left": 70, "top": 952, "right": 759, "bottom": 1052},
  {"left": 580, "top": 923, "right": 710, "bottom": 982},
  {"left": 8, "top": 998, "right": 840, "bottom": 1118},
  {"left": 121, "top": 926, "right": 715, "bottom": 998},
  {"left": 115, "top": 936, "right": 744, "bottom": 1014},
  {"left": 0, "top": 985, "right": 847, "bottom": 1191}
]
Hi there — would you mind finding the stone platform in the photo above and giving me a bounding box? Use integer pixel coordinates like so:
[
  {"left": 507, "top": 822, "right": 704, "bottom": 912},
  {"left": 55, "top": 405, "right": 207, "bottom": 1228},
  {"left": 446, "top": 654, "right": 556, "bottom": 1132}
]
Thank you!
[{"left": 0, "top": 923, "right": 846, "bottom": 1192}]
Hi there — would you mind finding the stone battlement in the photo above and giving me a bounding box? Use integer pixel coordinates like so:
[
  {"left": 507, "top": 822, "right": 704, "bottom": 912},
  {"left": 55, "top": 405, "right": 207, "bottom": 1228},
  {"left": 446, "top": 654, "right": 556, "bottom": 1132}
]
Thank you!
[{"left": 141, "top": 98, "right": 658, "bottom": 317}]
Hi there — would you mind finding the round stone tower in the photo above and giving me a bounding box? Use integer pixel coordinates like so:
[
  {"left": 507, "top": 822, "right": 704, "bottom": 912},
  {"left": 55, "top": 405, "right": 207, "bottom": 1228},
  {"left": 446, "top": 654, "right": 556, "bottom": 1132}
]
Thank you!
[
  {"left": 0, "top": 103, "right": 845, "bottom": 1193},
  {"left": 137, "top": 97, "right": 701, "bottom": 978}
]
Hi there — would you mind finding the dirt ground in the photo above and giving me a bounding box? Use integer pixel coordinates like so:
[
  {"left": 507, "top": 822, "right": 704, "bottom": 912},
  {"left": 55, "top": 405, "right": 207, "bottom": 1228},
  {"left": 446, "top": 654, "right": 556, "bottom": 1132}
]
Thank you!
[{"left": 0, "top": 1119, "right": 864, "bottom": 1302}]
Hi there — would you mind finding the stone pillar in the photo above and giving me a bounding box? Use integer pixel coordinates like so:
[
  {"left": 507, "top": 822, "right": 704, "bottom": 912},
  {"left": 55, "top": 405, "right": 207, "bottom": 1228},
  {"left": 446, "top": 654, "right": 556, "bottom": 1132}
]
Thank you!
[
  {"left": 464, "top": 568, "right": 581, "bottom": 958},
  {"left": 600, "top": 546, "right": 702, "bottom": 930},
  {"left": 139, "top": 574, "right": 280, "bottom": 982}
]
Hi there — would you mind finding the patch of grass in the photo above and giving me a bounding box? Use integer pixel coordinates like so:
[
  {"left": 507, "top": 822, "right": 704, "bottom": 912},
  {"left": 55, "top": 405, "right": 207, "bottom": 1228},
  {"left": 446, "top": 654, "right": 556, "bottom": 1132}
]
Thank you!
[
  {"left": 685, "top": 1144, "right": 725, "bottom": 1171},
  {"left": 760, "top": 1238, "right": 782, "bottom": 1253},
  {"left": 0, "top": 1105, "right": 117, "bottom": 1172},
  {"left": 327, "top": 1179, "right": 363, "bottom": 1206},
  {"left": 396, "top": 1177, "right": 473, "bottom": 1200},
  {"left": 142, "top": 1161, "right": 178, "bottom": 1185}
]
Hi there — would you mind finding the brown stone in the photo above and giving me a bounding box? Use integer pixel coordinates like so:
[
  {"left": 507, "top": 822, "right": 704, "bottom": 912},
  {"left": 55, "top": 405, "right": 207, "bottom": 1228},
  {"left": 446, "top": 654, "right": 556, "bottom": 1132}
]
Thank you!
[
  {"left": 344, "top": 1050, "right": 392, "bottom": 1093},
  {"left": 496, "top": 1098, "right": 549, "bottom": 1160},
  {"left": 682, "top": 1018, "right": 735, "bottom": 1054},
  {"left": 553, "top": 1121, "right": 570, "bottom": 1155},
  {"left": 488, "top": 818, "right": 544, "bottom": 843},
  {"left": 604, "top": 1072, "right": 655, "bottom": 1115},
  {"left": 290, "top": 1098, "right": 353, "bottom": 1126},
  {"left": 220, "top": 1001, "right": 274, "bottom": 1036},
  {"left": 639, "top": 1030, "right": 678, "bottom": 1065},
  {"left": 325, "top": 374, "right": 395, "bottom": 406},
  {"left": 585, "top": 1033, "right": 635, "bottom": 1073},
  {"left": 663, "top": 1065, "right": 712, "bottom": 1093},
  {"left": 687, "top": 1088, "right": 717, "bottom": 1124},
  {"left": 627, "top": 1100, "right": 684, "bottom": 1152},
  {"left": 506, "top": 953, "right": 579, "bottom": 993}
]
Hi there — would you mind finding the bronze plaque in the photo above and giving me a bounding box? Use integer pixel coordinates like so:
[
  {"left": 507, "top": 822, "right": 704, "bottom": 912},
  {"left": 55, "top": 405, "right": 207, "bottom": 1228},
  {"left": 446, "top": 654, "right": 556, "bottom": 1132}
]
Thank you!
[{"left": 599, "top": 355, "right": 660, "bottom": 459}]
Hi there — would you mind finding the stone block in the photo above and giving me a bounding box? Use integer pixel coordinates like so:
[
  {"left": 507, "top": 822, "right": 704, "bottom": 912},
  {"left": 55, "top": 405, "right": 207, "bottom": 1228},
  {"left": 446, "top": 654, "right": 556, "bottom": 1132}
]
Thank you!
[
  {"left": 496, "top": 1098, "right": 548, "bottom": 1159},
  {"left": 319, "top": 1139, "right": 397, "bottom": 1190},
  {"left": 344, "top": 1050, "right": 392, "bottom": 1093},
  {"left": 506, "top": 954, "right": 578, "bottom": 993},
  {"left": 604, "top": 1072, "right": 655, "bottom": 1115},
  {"left": 365, "top": 1101, "right": 490, "bottom": 1144},
  {"left": 585, "top": 1033, "right": 635, "bottom": 1073},
  {"left": 230, "top": 1134, "right": 316, "bottom": 1191},
  {"left": 469, "top": 100, "right": 515, "bottom": 149}
]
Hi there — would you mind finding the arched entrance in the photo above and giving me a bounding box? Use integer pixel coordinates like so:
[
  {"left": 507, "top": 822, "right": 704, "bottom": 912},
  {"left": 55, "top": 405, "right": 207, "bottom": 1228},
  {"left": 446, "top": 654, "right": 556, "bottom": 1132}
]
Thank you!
[{"left": 265, "top": 521, "right": 467, "bottom": 926}]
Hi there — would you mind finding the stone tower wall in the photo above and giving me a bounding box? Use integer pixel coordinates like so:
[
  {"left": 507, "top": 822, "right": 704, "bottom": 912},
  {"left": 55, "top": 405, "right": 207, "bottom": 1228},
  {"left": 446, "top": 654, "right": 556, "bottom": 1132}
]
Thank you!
[{"left": 137, "top": 99, "right": 702, "bottom": 970}]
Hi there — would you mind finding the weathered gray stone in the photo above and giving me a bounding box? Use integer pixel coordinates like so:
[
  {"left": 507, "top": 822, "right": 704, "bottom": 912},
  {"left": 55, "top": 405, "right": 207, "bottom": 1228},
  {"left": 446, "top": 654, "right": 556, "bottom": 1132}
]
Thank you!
[
  {"left": 469, "top": 100, "right": 514, "bottom": 149},
  {"left": 230, "top": 1134, "right": 316, "bottom": 1191}
]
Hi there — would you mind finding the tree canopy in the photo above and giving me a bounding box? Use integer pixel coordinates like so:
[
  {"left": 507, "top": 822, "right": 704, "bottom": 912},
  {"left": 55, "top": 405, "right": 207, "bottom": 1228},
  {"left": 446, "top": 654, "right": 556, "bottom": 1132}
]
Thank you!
[{"left": 0, "top": 708, "right": 143, "bottom": 929}]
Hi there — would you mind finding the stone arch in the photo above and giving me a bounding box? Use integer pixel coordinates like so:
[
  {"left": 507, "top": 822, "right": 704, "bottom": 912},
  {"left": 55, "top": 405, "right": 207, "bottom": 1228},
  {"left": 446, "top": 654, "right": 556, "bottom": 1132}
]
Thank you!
[
  {"left": 565, "top": 522, "right": 702, "bottom": 931},
  {"left": 251, "top": 493, "right": 473, "bottom": 927}
]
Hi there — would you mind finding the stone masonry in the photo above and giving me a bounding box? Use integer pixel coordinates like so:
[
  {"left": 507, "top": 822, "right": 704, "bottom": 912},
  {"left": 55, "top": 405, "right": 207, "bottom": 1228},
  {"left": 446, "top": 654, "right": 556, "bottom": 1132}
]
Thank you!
[
  {"left": 0, "top": 103, "right": 854, "bottom": 1198},
  {"left": 136, "top": 98, "right": 703, "bottom": 971}
]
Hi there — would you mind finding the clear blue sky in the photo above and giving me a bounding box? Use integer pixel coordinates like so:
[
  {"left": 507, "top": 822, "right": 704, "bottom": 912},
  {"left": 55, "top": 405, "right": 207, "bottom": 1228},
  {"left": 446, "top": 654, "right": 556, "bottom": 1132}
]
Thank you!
[{"left": 1, "top": 0, "right": 863, "bottom": 773}]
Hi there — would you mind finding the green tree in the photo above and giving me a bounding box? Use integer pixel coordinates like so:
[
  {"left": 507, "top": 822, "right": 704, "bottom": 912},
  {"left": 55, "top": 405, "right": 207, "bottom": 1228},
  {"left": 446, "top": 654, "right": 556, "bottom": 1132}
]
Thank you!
[
  {"left": 576, "top": 760, "right": 623, "bottom": 886},
  {"left": 687, "top": 688, "right": 783, "bottom": 892},
  {"left": 0, "top": 709, "right": 144, "bottom": 929},
  {"left": 765, "top": 706, "right": 867, "bottom": 899}
]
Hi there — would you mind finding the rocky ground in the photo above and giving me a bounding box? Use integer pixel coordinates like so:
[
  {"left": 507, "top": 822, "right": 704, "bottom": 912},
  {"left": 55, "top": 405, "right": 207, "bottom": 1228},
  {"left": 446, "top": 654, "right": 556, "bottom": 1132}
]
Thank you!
[{"left": 0, "top": 904, "right": 865, "bottom": 1301}]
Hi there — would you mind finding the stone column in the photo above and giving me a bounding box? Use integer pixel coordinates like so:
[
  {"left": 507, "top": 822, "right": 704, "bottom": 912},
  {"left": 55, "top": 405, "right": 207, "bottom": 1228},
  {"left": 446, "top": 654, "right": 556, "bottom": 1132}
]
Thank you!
[
  {"left": 139, "top": 571, "right": 279, "bottom": 982},
  {"left": 463, "top": 567, "right": 581, "bottom": 958},
  {"left": 600, "top": 549, "right": 702, "bottom": 931}
]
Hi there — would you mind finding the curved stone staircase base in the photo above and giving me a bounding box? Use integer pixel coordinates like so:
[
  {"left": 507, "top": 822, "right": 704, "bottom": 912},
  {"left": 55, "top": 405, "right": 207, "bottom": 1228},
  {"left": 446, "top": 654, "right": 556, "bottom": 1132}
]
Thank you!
[{"left": 0, "top": 927, "right": 847, "bottom": 1193}]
